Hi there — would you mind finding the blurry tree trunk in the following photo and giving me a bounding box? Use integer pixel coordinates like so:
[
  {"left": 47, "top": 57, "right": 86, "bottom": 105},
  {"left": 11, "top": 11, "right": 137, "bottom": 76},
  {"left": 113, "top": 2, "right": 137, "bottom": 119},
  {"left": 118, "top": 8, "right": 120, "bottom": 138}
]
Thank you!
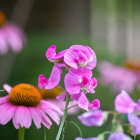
[
  {"left": 11, "top": 0, "right": 34, "bottom": 28},
  {"left": 126, "top": 0, "right": 133, "bottom": 59},
  {"left": 107, "top": 0, "right": 117, "bottom": 55},
  {"left": 0, "top": 0, "right": 34, "bottom": 88}
]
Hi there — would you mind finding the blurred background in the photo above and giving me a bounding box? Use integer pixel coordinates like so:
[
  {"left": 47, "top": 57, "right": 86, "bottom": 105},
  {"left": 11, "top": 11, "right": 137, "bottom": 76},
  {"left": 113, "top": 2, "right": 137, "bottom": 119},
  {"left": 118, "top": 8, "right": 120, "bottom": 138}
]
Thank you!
[{"left": 0, "top": 0, "right": 140, "bottom": 139}]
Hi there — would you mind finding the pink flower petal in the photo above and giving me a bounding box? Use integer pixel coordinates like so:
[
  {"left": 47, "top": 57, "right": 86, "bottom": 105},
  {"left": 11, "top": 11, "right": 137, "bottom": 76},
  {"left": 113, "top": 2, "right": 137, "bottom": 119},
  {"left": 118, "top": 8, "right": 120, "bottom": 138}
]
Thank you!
[
  {"left": 128, "top": 113, "right": 140, "bottom": 135},
  {"left": 64, "top": 50, "right": 78, "bottom": 69},
  {"left": 38, "top": 65, "right": 62, "bottom": 89},
  {"left": 0, "top": 96, "right": 8, "bottom": 104},
  {"left": 13, "top": 106, "right": 32, "bottom": 129},
  {"left": 38, "top": 74, "right": 48, "bottom": 89},
  {"left": 89, "top": 99, "right": 100, "bottom": 110},
  {"left": 115, "top": 90, "right": 137, "bottom": 113},
  {"left": 56, "top": 92, "right": 66, "bottom": 101},
  {"left": 78, "top": 110, "right": 104, "bottom": 126},
  {"left": 46, "top": 45, "right": 56, "bottom": 59},
  {"left": 3, "top": 84, "right": 12, "bottom": 93},
  {"left": 29, "top": 107, "right": 42, "bottom": 129},
  {"left": 0, "top": 103, "right": 16, "bottom": 125},
  {"left": 65, "top": 72, "right": 81, "bottom": 94},
  {"left": 40, "top": 110, "right": 52, "bottom": 129}
]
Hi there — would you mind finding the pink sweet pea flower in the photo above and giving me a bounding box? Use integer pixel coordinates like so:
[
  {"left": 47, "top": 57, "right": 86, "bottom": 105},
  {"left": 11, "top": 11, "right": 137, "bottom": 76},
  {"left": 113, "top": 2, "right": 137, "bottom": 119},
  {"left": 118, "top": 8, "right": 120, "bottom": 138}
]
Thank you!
[
  {"left": 75, "top": 137, "right": 99, "bottom": 140},
  {"left": 128, "top": 113, "right": 140, "bottom": 135},
  {"left": 46, "top": 45, "right": 68, "bottom": 63},
  {"left": 64, "top": 45, "right": 97, "bottom": 69},
  {"left": 78, "top": 110, "right": 105, "bottom": 127},
  {"left": 115, "top": 90, "right": 137, "bottom": 113},
  {"left": 99, "top": 61, "right": 140, "bottom": 92},
  {"left": 115, "top": 90, "right": 140, "bottom": 135},
  {"left": 0, "top": 83, "right": 63, "bottom": 129},
  {"left": 108, "top": 132, "right": 132, "bottom": 140},
  {"left": 65, "top": 67, "right": 97, "bottom": 94},
  {"left": 0, "top": 12, "right": 25, "bottom": 55},
  {"left": 38, "top": 65, "right": 62, "bottom": 89}
]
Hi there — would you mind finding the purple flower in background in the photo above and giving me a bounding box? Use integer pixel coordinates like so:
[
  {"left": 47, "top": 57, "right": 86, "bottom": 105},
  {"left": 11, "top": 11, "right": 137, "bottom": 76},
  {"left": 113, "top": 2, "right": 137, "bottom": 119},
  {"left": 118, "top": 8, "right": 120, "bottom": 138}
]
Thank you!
[
  {"left": 38, "top": 65, "right": 62, "bottom": 89},
  {"left": 78, "top": 110, "right": 105, "bottom": 127},
  {"left": 64, "top": 45, "right": 97, "bottom": 69},
  {"left": 108, "top": 132, "right": 132, "bottom": 140},
  {"left": 0, "top": 11, "right": 25, "bottom": 55},
  {"left": 98, "top": 60, "right": 140, "bottom": 92},
  {"left": 115, "top": 90, "right": 140, "bottom": 135},
  {"left": 46, "top": 45, "right": 68, "bottom": 63},
  {"left": 75, "top": 137, "right": 99, "bottom": 140}
]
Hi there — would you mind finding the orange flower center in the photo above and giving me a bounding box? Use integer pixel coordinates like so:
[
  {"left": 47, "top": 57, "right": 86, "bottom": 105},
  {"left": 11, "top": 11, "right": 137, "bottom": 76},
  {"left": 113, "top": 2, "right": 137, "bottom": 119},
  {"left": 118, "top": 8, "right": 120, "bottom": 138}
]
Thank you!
[
  {"left": 124, "top": 59, "right": 140, "bottom": 71},
  {"left": 0, "top": 11, "right": 7, "bottom": 26},
  {"left": 38, "top": 86, "right": 64, "bottom": 99},
  {"left": 8, "top": 84, "right": 41, "bottom": 107}
]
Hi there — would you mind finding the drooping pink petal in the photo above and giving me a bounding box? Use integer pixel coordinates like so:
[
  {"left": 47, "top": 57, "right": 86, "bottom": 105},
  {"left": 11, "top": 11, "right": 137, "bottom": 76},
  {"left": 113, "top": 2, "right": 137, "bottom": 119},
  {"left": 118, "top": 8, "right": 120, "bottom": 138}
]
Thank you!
[
  {"left": 3, "top": 84, "right": 12, "bottom": 93},
  {"left": 77, "top": 92, "right": 89, "bottom": 111},
  {"left": 38, "top": 65, "right": 62, "bottom": 89},
  {"left": 89, "top": 99, "right": 100, "bottom": 110},
  {"left": 40, "top": 110, "right": 52, "bottom": 129},
  {"left": 115, "top": 90, "right": 137, "bottom": 113},
  {"left": 108, "top": 131, "right": 131, "bottom": 140},
  {"left": 40, "top": 100, "right": 63, "bottom": 116},
  {"left": 13, "top": 106, "right": 32, "bottom": 129},
  {"left": 29, "top": 108, "right": 42, "bottom": 129},
  {"left": 0, "top": 103, "right": 16, "bottom": 125},
  {"left": 78, "top": 110, "right": 105, "bottom": 127},
  {"left": 43, "top": 108, "right": 60, "bottom": 125},
  {"left": 128, "top": 113, "right": 140, "bottom": 135}
]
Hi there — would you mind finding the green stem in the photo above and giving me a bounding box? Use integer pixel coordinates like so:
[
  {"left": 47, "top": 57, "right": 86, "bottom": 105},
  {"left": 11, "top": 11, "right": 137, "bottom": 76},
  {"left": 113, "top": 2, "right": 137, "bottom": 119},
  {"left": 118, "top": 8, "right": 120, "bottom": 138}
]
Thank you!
[
  {"left": 43, "top": 126, "right": 47, "bottom": 140},
  {"left": 18, "top": 127, "right": 25, "bottom": 140},
  {"left": 70, "top": 121, "right": 82, "bottom": 137},
  {"left": 56, "top": 92, "right": 69, "bottom": 140}
]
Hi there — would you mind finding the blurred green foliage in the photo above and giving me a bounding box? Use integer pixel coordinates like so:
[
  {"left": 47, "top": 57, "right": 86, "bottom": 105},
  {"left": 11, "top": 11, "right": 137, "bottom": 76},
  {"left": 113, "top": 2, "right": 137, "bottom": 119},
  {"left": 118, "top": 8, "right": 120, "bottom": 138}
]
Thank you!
[{"left": 0, "top": 33, "right": 140, "bottom": 140}]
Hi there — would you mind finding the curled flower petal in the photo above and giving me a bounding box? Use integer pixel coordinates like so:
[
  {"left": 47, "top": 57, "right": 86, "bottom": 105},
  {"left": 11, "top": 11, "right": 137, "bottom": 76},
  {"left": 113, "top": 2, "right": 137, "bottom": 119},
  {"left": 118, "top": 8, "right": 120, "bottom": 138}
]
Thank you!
[
  {"left": 46, "top": 45, "right": 67, "bottom": 63},
  {"left": 89, "top": 99, "right": 100, "bottom": 110},
  {"left": 38, "top": 65, "right": 62, "bottom": 89}
]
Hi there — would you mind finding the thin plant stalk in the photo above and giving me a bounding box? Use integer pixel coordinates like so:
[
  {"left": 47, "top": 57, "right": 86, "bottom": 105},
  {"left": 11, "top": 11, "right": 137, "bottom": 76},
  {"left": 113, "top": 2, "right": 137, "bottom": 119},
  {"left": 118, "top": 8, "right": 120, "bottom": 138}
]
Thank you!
[
  {"left": 56, "top": 92, "right": 69, "bottom": 140},
  {"left": 43, "top": 126, "right": 47, "bottom": 140},
  {"left": 18, "top": 127, "right": 25, "bottom": 140}
]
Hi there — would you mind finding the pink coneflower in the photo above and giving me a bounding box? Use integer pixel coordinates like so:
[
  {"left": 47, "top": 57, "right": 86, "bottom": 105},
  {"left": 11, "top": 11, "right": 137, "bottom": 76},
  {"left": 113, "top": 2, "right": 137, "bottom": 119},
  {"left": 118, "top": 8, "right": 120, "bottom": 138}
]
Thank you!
[
  {"left": 98, "top": 59, "right": 140, "bottom": 92},
  {"left": 0, "top": 83, "right": 63, "bottom": 129},
  {"left": 0, "top": 11, "right": 25, "bottom": 55}
]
